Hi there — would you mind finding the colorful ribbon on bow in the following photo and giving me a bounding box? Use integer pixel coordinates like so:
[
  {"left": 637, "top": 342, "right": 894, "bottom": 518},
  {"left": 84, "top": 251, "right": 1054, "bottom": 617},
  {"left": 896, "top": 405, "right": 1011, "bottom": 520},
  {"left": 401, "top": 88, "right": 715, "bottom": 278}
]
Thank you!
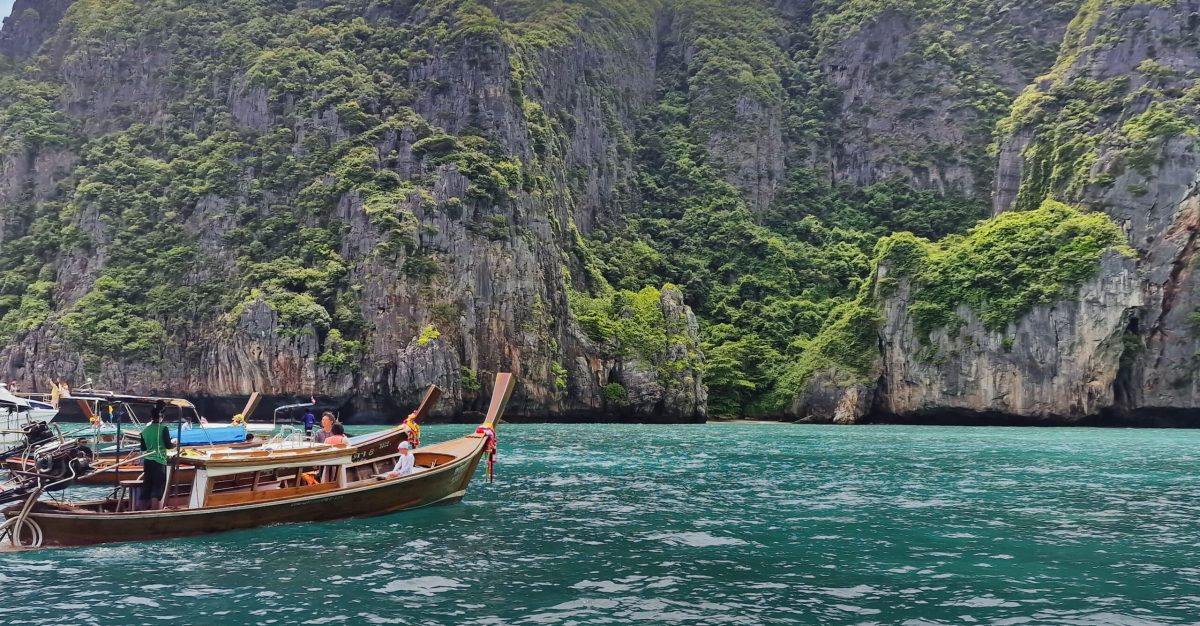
[
  {"left": 475, "top": 425, "right": 497, "bottom": 481},
  {"left": 404, "top": 412, "right": 421, "bottom": 448}
]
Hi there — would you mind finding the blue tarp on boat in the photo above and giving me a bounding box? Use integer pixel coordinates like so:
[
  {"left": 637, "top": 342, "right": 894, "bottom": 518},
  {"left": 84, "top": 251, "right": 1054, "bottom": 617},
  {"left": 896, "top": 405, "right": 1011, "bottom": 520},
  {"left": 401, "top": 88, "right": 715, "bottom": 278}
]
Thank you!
[{"left": 177, "top": 424, "right": 247, "bottom": 445}]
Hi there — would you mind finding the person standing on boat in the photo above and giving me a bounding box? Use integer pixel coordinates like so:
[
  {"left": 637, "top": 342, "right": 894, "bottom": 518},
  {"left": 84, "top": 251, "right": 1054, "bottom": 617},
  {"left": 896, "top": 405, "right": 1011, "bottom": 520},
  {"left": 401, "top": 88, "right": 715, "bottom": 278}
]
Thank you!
[
  {"left": 48, "top": 377, "right": 61, "bottom": 409},
  {"left": 139, "top": 401, "right": 176, "bottom": 510},
  {"left": 302, "top": 408, "right": 316, "bottom": 438}
]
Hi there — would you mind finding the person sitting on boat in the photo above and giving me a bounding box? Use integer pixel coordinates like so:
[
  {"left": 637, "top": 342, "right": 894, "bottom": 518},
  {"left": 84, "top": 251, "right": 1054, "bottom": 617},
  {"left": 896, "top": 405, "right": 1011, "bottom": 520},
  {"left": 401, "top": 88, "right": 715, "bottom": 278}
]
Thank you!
[
  {"left": 58, "top": 379, "right": 70, "bottom": 398},
  {"left": 386, "top": 436, "right": 416, "bottom": 477},
  {"left": 231, "top": 412, "right": 245, "bottom": 426},
  {"left": 324, "top": 422, "right": 349, "bottom": 446},
  {"left": 314, "top": 412, "right": 335, "bottom": 443},
  {"left": 138, "top": 401, "right": 176, "bottom": 511}
]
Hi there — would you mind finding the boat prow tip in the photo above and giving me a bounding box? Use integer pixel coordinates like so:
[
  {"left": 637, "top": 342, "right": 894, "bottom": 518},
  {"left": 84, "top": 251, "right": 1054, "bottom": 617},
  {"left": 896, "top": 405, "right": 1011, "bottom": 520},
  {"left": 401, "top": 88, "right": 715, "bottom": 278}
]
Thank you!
[{"left": 481, "top": 373, "right": 516, "bottom": 430}]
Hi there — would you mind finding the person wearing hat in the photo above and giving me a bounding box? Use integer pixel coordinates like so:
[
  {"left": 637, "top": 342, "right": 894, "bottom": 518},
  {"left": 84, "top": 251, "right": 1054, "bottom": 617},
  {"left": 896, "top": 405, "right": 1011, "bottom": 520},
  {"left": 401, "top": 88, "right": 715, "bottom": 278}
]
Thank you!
[
  {"left": 387, "top": 433, "right": 415, "bottom": 477},
  {"left": 138, "top": 400, "right": 176, "bottom": 510}
]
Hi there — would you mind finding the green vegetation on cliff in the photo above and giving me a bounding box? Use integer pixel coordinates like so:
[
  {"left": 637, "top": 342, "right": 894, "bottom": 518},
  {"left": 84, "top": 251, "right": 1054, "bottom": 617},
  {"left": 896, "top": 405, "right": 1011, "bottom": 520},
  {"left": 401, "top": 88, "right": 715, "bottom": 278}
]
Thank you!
[
  {"left": 775, "top": 199, "right": 1131, "bottom": 404},
  {"left": 0, "top": 0, "right": 581, "bottom": 367},
  {"left": 999, "top": 0, "right": 1200, "bottom": 210},
  {"left": 879, "top": 199, "right": 1133, "bottom": 336}
]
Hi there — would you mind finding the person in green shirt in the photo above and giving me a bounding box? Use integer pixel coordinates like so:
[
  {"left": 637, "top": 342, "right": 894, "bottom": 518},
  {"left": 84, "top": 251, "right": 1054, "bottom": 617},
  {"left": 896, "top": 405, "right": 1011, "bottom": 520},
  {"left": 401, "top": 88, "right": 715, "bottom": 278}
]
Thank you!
[{"left": 139, "top": 401, "right": 176, "bottom": 510}]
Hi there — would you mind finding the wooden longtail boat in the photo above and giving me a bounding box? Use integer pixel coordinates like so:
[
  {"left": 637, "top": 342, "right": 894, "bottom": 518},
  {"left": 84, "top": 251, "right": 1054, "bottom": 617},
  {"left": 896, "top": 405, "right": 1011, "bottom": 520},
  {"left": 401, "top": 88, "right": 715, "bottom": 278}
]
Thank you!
[
  {"left": 1, "top": 375, "right": 513, "bottom": 548},
  {"left": 4, "top": 385, "right": 443, "bottom": 487}
]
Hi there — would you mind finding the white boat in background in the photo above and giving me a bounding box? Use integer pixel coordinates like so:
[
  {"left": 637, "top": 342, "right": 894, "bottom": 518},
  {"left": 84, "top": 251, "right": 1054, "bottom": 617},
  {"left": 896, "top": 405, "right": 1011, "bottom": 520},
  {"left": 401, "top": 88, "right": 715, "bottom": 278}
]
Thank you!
[
  {"left": 0, "top": 385, "right": 57, "bottom": 425},
  {"left": 0, "top": 385, "right": 58, "bottom": 448}
]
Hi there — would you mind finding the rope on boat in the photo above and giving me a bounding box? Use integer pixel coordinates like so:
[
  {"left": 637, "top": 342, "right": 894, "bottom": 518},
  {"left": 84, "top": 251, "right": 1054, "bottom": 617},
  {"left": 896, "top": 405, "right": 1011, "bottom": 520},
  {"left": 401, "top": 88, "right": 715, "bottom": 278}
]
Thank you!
[
  {"left": 1, "top": 448, "right": 99, "bottom": 548},
  {"left": 0, "top": 459, "right": 84, "bottom": 548},
  {"left": 0, "top": 488, "right": 45, "bottom": 548},
  {"left": 0, "top": 513, "right": 42, "bottom": 548}
]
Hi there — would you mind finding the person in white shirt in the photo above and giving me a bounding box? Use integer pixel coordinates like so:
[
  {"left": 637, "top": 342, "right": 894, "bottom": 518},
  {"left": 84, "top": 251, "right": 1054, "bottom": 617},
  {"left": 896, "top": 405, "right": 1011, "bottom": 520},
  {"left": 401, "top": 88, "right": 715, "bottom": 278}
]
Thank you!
[{"left": 387, "top": 440, "right": 415, "bottom": 477}]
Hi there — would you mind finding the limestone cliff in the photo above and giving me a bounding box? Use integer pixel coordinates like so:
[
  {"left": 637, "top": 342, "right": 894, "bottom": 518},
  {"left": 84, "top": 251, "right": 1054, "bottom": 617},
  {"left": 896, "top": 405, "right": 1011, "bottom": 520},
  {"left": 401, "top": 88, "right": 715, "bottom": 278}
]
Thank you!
[
  {"left": 0, "top": 0, "right": 706, "bottom": 422},
  {"left": 789, "top": 0, "right": 1200, "bottom": 425},
  {"left": 992, "top": 0, "right": 1200, "bottom": 420},
  {"left": 7, "top": 0, "right": 1200, "bottom": 425},
  {"left": 875, "top": 252, "right": 1142, "bottom": 421},
  {"left": 813, "top": 1, "right": 1077, "bottom": 197}
]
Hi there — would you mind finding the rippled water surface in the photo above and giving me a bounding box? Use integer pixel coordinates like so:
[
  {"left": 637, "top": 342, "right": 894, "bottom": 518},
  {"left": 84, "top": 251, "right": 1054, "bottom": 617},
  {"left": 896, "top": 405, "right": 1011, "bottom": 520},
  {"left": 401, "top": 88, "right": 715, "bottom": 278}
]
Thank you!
[{"left": 3, "top": 423, "right": 1200, "bottom": 625}]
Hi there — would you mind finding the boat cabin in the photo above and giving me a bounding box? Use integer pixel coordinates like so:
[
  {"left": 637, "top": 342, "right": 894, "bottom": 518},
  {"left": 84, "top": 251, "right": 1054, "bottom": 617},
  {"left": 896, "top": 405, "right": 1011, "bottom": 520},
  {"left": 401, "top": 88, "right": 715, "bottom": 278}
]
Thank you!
[{"left": 91, "top": 441, "right": 458, "bottom": 512}]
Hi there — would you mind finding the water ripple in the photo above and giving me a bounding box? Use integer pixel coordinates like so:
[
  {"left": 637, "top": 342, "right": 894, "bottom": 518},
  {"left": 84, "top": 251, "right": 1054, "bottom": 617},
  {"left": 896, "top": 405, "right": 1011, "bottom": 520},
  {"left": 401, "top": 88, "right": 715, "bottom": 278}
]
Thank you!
[{"left": 3, "top": 423, "right": 1200, "bottom": 624}]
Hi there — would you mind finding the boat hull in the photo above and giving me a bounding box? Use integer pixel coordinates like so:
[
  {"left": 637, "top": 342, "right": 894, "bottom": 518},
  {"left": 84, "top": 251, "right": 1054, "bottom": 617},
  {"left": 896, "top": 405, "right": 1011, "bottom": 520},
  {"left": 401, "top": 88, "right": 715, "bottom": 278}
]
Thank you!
[{"left": 11, "top": 438, "right": 485, "bottom": 547}]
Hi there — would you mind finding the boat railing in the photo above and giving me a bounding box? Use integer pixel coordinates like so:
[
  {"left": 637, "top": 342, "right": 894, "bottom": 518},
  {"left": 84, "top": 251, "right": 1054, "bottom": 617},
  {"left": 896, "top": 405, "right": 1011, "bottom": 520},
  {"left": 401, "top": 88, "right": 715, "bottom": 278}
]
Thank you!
[{"left": 267, "top": 425, "right": 305, "bottom": 447}]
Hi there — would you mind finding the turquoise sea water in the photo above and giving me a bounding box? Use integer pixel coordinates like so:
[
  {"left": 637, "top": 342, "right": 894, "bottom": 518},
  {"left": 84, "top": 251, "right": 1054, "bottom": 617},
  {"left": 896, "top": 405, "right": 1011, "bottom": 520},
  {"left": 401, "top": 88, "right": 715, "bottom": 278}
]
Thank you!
[{"left": 3, "top": 422, "right": 1200, "bottom": 625}]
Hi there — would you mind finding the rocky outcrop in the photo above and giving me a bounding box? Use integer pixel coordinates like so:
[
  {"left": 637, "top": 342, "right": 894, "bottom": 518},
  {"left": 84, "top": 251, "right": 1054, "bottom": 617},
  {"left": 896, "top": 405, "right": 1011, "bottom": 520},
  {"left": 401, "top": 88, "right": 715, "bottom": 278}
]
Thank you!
[
  {"left": 876, "top": 252, "right": 1142, "bottom": 420},
  {"left": 792, "top": 0, "right": 1200, "bottom": 425},
  {"left": 0, "top": 0, "right": 75, "bottom": 58},
  {"left": 791, "top": 369, "right": 875, "bottom": 425},
  {"left": 992, "top": 0, "right": 1200, "bottom": 419}
]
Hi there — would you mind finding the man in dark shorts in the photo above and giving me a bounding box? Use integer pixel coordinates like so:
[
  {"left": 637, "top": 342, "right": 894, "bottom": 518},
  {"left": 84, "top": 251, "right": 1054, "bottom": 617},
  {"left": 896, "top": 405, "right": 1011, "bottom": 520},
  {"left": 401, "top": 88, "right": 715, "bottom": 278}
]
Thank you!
[{"left": 139, "top": 401, "right": 176, "bottom": 510}]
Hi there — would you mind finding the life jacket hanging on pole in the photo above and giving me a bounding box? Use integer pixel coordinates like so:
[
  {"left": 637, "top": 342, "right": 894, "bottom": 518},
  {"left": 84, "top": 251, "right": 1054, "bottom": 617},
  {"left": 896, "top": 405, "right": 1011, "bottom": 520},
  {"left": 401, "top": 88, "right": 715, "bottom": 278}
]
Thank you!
[{"left": 404, "top": 412, "right": 421, "bottom": 448}]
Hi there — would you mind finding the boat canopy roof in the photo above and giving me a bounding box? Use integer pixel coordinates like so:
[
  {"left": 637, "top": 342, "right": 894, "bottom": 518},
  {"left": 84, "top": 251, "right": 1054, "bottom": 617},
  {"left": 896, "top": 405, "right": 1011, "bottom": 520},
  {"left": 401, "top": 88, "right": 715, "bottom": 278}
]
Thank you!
[
  {"left": 178, "top": 444, "right": 353, "bottom": 476},
  {"left": 273, "top": 402, "right": 314, "bottom": 414},
  {"left": 69, "top": 392, "right": 196, "bottom": 409}
]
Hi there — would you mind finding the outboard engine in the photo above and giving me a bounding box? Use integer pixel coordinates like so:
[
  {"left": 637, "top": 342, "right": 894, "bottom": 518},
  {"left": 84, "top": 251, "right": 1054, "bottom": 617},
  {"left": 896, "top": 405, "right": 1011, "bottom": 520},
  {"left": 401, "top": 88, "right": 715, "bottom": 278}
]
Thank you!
[
  {"left": 0, "top": 421, "right": 56, "bottom": 462},
  {"left": 0, "top": 431, "right": 94, "bottom": 505},
  {"left": 30, "top": 440, "right": 93, "bottom": 482}
]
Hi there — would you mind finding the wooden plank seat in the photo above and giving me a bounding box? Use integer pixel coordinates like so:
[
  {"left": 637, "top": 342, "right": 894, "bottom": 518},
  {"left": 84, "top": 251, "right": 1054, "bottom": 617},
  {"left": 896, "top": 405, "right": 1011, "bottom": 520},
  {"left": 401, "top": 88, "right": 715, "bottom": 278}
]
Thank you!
[{"left": 115, "top": 479, "right": 143, "bottom": 513}]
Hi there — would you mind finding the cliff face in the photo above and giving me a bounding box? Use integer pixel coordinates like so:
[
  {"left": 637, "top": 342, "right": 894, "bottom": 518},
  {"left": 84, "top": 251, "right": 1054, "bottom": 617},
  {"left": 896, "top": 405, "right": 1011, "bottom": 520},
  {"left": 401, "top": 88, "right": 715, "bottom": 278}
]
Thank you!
[
  {"left": 876, "top": 252, "right": 1142, "bottom": 421},
  {"left": 818, "top": 3, "right": 1076, "bottom": 197},
  {"left": 991, "top": 0, "right": 1200, "bottom": 420},
  {"left": 0, "top": 0, "right": 75, "bottom": 58},
  {"left": 0, "top": 0, "right": 706, "bottom": 422},
  {"left": 6, "top": 0, "right": 1200, "bottom": 424},
  {"left": 794, "top": 0, "right": 1200, "bottom": 425}
]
